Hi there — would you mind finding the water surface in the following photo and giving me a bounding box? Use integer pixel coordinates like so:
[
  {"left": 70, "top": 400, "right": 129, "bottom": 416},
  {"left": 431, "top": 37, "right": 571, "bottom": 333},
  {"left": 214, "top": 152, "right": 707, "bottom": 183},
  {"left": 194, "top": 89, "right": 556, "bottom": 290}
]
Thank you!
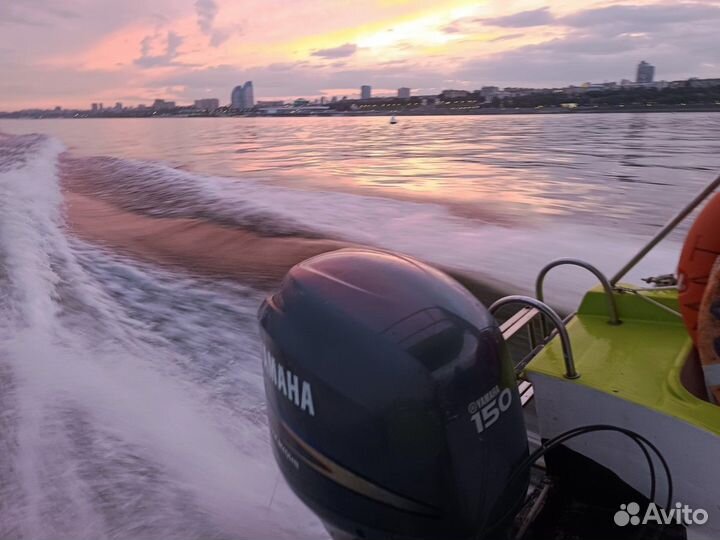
[{"left": 1, "top": 113, "right": 719, "bottom": 539}]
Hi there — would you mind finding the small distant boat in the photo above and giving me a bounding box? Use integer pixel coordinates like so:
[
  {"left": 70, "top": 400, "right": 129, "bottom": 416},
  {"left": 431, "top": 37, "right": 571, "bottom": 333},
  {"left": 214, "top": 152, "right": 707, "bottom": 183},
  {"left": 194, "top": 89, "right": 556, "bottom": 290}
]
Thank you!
[{"left": 389, "top": 116, "right": 398, "bottom": 124}]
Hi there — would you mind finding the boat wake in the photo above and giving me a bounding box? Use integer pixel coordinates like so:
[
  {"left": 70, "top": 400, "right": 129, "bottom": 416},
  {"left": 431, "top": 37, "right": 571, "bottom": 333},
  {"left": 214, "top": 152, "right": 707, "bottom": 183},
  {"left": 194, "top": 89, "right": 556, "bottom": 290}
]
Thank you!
[
  {"left": 0, "top": 131, "right": 686, "bottom": 538},
  {"left": 58, "top": 141, "right": 683, "bottom": 310},
  {"left": 0, "top": 134, "right": 325, "bottom": 539}
]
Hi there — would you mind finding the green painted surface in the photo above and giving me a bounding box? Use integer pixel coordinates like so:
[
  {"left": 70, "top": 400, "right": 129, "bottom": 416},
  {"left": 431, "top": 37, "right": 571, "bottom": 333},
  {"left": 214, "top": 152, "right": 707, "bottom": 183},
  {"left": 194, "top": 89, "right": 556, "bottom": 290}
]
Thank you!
[{"left": 525, "top": 285, "right": 720, "bottom": 434}]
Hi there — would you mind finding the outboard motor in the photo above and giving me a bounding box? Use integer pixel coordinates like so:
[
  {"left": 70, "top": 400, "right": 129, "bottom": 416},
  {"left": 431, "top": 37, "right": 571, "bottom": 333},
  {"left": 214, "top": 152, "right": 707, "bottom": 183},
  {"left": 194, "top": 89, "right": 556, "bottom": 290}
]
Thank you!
[{"left": 258, "top": 248, "right": 528, "bottom": 540}]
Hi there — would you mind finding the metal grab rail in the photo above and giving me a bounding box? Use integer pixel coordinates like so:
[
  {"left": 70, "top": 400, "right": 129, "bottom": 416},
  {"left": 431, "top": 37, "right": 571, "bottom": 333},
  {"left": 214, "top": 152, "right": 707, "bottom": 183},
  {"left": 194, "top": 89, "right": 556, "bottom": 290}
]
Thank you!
[
  {"left": 490, "top": 295, "right": 579, "bottom": 380},
  {"left": 535, "top": 258, "right": 621, "bottom": 326}
]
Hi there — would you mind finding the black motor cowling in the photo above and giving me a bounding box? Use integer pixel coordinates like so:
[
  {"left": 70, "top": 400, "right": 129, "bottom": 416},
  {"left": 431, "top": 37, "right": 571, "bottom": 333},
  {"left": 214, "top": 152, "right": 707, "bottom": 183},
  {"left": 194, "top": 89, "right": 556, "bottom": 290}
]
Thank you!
[{"left": 258, "top": 249, "right": 528, "bottom": 540}]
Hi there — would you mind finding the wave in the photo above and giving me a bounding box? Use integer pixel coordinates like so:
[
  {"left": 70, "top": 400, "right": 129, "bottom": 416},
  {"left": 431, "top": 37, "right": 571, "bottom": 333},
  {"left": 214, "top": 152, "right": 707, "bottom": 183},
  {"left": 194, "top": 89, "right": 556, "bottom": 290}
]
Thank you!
[
  {"left": 0, "top": 134, "right": 325, "bottom": 539},
  {"left": 0, "top": 130, "right": 687, "bottom": 537},
  {"left": 61, "top": 155, "right": 331, "bottom": 239},
  {"left": 60, "top": 145, "right": 684, "bottom": 310}
]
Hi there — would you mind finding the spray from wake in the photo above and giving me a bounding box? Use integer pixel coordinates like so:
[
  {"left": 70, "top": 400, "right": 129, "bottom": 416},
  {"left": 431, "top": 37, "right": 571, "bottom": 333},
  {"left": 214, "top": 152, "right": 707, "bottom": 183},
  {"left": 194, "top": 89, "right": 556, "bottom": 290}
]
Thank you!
[
  {"left": 0, "top": 134, "right": 325, "bottom": 539},
  {"left": 62, "top": 152, "right": 683, "bottom": 311},
  {"left": 0, "top": 129, "right": 690, "bottom": 538}
]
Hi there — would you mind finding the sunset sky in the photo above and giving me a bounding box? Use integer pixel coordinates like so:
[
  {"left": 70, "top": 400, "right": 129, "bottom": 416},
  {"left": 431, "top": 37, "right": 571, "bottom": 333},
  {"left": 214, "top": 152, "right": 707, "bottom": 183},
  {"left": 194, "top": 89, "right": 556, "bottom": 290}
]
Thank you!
[{"left": 1, "top": 0, "right": 719, "bottom": 109}]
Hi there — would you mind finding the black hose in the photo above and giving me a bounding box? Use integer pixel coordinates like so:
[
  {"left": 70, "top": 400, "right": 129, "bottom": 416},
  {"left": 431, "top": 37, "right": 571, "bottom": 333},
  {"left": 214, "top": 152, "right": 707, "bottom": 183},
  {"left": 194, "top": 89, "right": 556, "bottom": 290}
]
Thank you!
[
  {"left": 534, "top": 425, "right": 672, "bottom": 511},
  {"left": 480, "top": 424, "right": 673, "bottom": 538}
]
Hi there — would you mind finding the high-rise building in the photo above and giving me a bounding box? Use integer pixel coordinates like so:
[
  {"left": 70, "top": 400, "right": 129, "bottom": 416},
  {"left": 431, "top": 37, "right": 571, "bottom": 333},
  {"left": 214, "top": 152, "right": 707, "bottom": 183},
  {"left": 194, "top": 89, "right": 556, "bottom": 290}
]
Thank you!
[
  {"left": 194, "top": 98, "right": 220, "bottom": 111},
  {"left": 152, "top": 99, "right": 175, "bottom": 110},
  {"left": 441, "top": 89, "right": 470, "bottom": 99},
  {"left": 243, "top": 81, "right": 254, "bottom": 108},
  {"left": 636, "top": 61, "right": 655, "bottom": 84},
  {"left": 231, "top": 81, "right": 255, "bottom": 110},
  {"left": 91, "top": 103, "right": 98, "bottom": 112},
  {"left": 231, "top": 86, "right": 243, "bottom": 109},
  {"left": 114, "top": 102, "right": 123, "bottom": 111},
  {"left": 397, "top": 87, "right": 411, "bottom": 99},
  {"left": 361, "top": 85, "right": 371, "bottom": 99},
  {"left": 480, "top": 86, "right": 500, "bottom": 98}
]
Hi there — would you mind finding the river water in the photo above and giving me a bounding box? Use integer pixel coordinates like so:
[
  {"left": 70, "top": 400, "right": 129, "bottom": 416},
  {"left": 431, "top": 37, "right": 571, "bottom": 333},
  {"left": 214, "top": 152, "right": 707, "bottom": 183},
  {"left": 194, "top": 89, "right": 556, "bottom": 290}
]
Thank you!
[{"left": 0, "top": 113, "right": 719, "bottom": 539}]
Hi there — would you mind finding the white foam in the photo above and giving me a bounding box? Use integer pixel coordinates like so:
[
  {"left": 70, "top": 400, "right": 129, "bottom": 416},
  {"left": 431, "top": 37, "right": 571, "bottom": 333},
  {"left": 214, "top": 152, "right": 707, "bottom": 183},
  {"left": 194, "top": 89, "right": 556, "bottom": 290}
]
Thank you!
[
  {"left": 242, "top": 189, "right": 680, "bottom": 310},
  {"left": 91, "top": 157, "right": 680, "bottom": 311},
  {"left": 0, "top": 134, "right": 326, "bottom": 539},
  {"left": 0, "top": 132, "right": 685, "bottom": 538}
]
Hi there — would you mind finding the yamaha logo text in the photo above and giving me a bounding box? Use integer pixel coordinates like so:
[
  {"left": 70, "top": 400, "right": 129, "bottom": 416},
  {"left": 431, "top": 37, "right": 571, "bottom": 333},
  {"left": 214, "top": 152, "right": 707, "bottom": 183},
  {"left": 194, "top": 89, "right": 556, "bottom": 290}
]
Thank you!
[{"left": 262, "top": 346, "right": 316, "bottom": 416}]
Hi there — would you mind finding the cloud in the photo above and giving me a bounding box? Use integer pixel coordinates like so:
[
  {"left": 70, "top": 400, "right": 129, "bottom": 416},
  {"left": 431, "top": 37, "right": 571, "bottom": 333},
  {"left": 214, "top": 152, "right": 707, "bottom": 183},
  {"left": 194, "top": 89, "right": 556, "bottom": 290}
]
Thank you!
[
  {"left": 166, "top": 32, "right": 183, "bottom": 55},
  {"left": 442, "top": 22, "right": 462, "bottom": 34},
  {"left": 560, "top": 2, "right": 720, "bottom": 28},
  {"left": 194, "top": 0, "right": 235, "bottom": 47},
  {"left": 0, "top": 60, "right": 138, "bottom": 108},
  {"left": 134, "top": 31, "right": 184, "bottom": 68},
  {"left": 479, "top": 7, "right": 555, "bottom": 28},
  {"left": 0, "top": 1, "right": 79, "bottom": 26},
  {"left": 311, "top": 43, "right": 357, "bottom": 59},
  {"left": 195, "top": 0, "right": 217, "bottom": 35},
  {"left": 489, "top": 32, "right": 525, "bottom": 43},
  {"left": 456, "top": 3, "right": 720, "bottom": 87},
  {"left": 210, "top": 29, "right": 231, "bottom": 47},
  {"left": 151, "top": 60, "right": 449, "bottom": 103},
  {"left": 4, "top": 0, "right": 720, "bottom": 110},
  {"left": 266, "top": 62, "right": 306, "bottom": 71},
  {"left": 442, "top": 2, "right": 720, "bottom": 88},
  {"left": 456, "top": 3, "right": 717, "bottom": 36}
]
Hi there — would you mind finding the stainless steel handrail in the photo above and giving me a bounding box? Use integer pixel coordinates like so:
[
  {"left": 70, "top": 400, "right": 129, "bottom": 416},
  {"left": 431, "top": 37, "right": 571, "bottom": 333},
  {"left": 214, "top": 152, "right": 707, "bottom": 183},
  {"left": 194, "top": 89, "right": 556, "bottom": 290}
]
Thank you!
[
  {"left": 490, "top": 295, "right": 579, "bottom": 379},
  {"left": 536, "top": 258, "right": 621, "bottom": 326},
  {"left": 610, "top": 174, "right": 720, "bottom": 286}
]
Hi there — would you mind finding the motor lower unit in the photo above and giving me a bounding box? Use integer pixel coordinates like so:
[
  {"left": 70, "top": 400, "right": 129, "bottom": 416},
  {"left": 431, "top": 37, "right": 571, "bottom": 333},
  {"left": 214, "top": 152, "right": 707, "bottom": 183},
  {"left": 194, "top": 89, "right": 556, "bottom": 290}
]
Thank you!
[{"left": 258, "top": 248, "right": 528, "bottom": 540}]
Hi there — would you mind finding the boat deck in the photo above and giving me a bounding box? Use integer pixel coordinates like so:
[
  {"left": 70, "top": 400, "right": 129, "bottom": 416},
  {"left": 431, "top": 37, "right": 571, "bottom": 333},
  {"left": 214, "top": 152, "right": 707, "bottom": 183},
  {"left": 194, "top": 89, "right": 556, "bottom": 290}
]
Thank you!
[{"left": 525, "top": 286, "right": 720, "bottom": 435}]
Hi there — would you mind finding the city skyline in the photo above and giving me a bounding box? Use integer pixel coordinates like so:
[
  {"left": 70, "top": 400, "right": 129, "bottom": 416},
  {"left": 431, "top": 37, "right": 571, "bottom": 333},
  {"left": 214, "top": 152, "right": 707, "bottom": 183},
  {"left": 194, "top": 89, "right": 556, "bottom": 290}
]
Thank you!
[
  {"left": 12, "top": 59, "right": 720, "bottom": 115},
  {"left": 6, "top": 59, "right": 672, "bottom": 114},
  {"left": 2, "top": 1, "right": 720, "bottom": 110}
]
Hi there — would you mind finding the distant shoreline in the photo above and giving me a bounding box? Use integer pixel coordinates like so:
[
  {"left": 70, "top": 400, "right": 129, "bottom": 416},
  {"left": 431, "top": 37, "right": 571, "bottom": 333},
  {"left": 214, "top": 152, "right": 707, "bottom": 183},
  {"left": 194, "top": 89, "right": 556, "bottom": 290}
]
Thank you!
[
  {"left": 2, "top": 105, "right": 720, "bottom": 120},
  {"left": 379, "top": 105, "right": 720, "bottom": 115},
  {"left": 332, "top": 106, "right": 720, "bottom": 117}
]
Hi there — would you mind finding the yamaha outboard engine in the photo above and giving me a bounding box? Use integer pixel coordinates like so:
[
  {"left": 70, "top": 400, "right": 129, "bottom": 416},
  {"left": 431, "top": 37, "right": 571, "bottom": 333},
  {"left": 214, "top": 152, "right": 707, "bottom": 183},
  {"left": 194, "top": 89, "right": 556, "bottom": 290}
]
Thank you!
[{"left": 258, "top": 248, "right": 528, "bottom": 540}]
